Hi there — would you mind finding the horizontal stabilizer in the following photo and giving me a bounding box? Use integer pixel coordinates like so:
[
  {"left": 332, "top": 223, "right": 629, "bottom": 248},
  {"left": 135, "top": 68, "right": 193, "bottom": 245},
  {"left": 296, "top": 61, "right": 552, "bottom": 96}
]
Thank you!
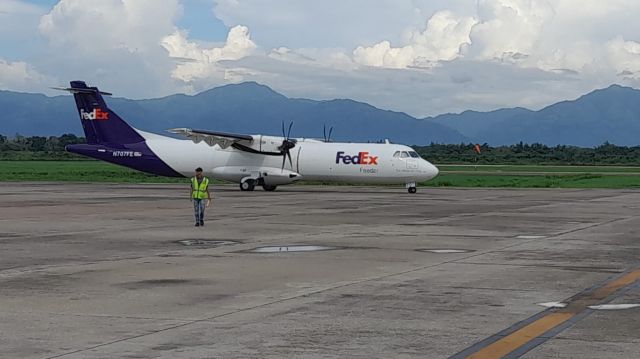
[{"left": 51, "top": 86, "right": 113, "bottom": 96}]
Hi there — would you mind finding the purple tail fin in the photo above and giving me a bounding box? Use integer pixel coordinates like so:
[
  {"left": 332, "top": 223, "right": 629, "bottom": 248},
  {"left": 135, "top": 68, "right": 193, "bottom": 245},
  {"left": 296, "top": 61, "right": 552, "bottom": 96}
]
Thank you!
[{"left": 69, "top": 81, "right": 144, "bottom": 145}]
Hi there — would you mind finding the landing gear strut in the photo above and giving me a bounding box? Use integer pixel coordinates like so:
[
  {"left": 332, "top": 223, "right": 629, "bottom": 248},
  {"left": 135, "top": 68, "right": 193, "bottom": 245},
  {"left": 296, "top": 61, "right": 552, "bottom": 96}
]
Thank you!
[{"left": 240, "top": 179, "right": 256, "bottom": 191}]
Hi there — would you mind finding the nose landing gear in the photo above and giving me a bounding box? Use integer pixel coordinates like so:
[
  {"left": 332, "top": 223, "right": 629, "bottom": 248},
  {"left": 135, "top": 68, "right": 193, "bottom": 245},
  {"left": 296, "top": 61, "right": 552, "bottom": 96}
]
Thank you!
[{"left": 406, "top": 182, "right": 417, "bottom": 194}]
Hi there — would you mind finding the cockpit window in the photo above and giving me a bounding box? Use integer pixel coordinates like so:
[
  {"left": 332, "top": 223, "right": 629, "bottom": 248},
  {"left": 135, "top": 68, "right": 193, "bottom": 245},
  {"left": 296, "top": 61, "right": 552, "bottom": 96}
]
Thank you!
[
  {"left": 393, "top": 151, "right": 401, "bottom": 158},
  {"left": 400, "top": 151, "right": 409, "bottom": 158},
  {"left": 409, "top": 151, "right": 420, "bottom": 158}
]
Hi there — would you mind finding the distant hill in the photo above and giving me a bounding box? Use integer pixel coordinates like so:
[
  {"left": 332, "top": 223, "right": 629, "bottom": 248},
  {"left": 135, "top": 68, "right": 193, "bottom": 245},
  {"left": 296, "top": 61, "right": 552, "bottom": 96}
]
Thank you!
[
  {"left": 428, "top": 85, "right": 640, "bottom": 146},
  {"left": 0, "top": 82, "right": 465, "bottom": 145},
  {"left": 3, "top": 82, "right": 640, "bottom": 146}
]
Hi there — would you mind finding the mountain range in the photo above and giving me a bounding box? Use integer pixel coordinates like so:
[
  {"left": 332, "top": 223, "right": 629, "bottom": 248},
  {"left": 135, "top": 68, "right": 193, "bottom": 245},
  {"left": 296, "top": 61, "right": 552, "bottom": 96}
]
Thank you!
[
  {"left": 428, "top": 84, "right": 640, "bottom": 146},
  {"left": 1, "top": 82, "right": 639, "bottom": 147}
]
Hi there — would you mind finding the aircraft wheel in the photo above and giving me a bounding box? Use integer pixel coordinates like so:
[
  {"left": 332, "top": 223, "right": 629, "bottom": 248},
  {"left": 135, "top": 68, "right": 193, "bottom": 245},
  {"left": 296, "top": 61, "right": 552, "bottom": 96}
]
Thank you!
[
  {"left": 262, "top": 185, "right": 278, "bottom": 192},
  {"left": 408, "top": 187, "right": 417, "bottom": 194},
  {"left": 240, "top": 180, "right": 256, "bottom": 191}
]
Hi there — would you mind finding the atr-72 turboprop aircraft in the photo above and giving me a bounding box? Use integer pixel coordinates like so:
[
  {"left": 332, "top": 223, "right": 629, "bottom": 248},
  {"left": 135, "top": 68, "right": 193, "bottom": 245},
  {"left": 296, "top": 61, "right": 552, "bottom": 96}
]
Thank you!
[{"left": 58, "top": 81, "right": 439, "bottom": 193}]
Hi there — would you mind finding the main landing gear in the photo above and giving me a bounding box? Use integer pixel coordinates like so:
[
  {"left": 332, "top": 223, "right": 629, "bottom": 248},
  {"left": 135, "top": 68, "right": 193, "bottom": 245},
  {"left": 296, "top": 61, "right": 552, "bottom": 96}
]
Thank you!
[
  {"left": 406, "top": 182, "right": 417, "bottom": 194},
  {"left": 239, "top": 179, "right": 278, "bottom": 192},
  {"left": 240, "top": 179, "right": 255, "bottom": 191}
]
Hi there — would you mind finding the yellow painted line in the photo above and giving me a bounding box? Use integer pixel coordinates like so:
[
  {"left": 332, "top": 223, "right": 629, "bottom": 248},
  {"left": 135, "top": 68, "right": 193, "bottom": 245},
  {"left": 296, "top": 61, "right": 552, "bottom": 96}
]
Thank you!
[
  {"left": 464, "top": 269, "right": 640, "bottom": 359},
  {"left": 591, "top": 270, "right": 640, "bottom": 301},
  {"left": 466, "top": 313, "right": 573, "bottom": 359}
]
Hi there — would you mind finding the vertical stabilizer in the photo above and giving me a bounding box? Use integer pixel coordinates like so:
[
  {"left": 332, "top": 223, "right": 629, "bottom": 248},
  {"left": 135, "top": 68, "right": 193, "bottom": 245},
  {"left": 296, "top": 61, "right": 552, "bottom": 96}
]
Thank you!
[{"left": 66, "top": 81, "right": 144, "bottom": 145}]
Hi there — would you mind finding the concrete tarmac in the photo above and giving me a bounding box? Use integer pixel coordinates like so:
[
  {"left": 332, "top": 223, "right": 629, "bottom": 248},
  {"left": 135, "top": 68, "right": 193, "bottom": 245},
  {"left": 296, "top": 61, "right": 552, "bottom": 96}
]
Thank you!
[{"left": 1, "top": 182, "right": 639, "bottom": 358}]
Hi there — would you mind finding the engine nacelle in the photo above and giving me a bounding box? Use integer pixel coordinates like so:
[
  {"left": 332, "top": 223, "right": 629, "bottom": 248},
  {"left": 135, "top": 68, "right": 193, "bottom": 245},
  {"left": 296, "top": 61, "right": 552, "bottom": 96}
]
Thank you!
[
  {"left": 212, "top": 166, "right": 302, "bottom": 185},
  {"left": 241, "top": 135, "right": 286, "bottom": 154},
  {"left": 260, "top": 168, "right": 303, "bottom": 186}
]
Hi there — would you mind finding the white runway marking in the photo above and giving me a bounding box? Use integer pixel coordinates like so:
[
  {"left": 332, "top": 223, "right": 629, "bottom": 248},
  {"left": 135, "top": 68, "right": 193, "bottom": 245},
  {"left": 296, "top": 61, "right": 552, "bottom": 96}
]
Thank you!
[
  {"left": 588, "top": 304, "right": 640, "bottom": 310},
  {"left": 537, "top": 301, "right": 567, "bottom": 308}
]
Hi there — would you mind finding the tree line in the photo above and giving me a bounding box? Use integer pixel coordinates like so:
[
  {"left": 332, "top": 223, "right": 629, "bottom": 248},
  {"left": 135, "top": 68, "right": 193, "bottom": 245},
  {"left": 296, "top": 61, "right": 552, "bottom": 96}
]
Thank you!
[
  {"left": 414, "top": 142, "right": 640, "bottom": 165},
  {"left": 2, "top": 134, "right": 640, "bottom": 165},
  {"left": 0, "top": 134, "right": 86, "bottom": 160}
]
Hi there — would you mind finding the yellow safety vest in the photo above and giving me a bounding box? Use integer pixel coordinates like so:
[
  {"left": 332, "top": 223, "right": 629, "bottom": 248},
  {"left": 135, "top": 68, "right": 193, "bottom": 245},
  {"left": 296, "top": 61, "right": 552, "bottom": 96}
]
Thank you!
[{"left": 191, "top": 177, "right": 210, "bottom": 199}]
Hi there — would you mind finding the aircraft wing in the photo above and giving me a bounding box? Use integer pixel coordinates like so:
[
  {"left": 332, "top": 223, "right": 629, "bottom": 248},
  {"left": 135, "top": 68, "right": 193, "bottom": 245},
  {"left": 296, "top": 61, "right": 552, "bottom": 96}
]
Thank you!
[{"left": 168, "top": 128, "right": 254, "bottom": 149}]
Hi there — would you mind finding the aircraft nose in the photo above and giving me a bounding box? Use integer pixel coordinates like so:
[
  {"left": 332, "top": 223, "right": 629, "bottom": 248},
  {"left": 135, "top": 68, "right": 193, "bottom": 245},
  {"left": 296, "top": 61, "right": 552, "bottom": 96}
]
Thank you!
[
  {"left": 431, "top": 163, "right": 439, "bottom": 178},
  {"left": 423, "top": 160, "right": 439, "bottom": 180}
]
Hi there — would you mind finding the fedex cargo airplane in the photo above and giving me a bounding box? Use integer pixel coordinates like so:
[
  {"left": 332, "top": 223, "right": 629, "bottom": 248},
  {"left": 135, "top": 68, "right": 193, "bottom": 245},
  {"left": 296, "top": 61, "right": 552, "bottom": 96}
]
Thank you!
[{"left": 58, "top": 81, "right": 439, "bottom": 193}]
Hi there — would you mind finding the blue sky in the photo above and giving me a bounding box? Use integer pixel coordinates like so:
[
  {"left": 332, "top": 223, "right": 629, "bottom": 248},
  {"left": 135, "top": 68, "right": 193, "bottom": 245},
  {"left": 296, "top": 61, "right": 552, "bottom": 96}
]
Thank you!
[
  {"left": 18, "top": 0, "right": 57, "bottom": 7},
  {"left": 2, "top": 0, "right": 640, "bottom": 117},
  {"left": 176, "top": 0, "right": 228, "bottom": 42}
]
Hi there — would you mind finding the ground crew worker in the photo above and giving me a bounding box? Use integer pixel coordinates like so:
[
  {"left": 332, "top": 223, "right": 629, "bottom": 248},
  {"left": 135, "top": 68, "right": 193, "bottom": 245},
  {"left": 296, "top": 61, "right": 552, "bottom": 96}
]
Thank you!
[{"left": 190, "top": 167, "right": 211, "bottom": 227}]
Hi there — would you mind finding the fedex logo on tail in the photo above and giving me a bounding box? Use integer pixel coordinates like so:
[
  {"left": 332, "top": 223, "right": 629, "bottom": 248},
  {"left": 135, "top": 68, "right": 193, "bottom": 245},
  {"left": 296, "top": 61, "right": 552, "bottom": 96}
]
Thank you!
[
  {"left": 336, "top": 151, "right": 378, "bottom": 165},
  {"left": 80, "top": 108, "right": 109, "bottom": 121}
]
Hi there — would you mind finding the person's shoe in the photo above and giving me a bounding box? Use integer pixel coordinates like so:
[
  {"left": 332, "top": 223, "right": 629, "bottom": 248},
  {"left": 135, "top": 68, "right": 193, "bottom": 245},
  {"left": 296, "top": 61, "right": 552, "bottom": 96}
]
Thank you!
[
  {"left": 195, "top": 223, "right": 200, "bottom": 227},
  {"left": 199, "top": 222, "right": 205, "bottom": 227}
]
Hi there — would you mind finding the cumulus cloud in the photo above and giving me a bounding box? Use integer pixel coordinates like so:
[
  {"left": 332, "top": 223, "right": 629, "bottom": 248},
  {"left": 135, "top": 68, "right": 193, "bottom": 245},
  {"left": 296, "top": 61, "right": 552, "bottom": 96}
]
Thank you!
[
  {"left": 349, "top": 0, "right": 557, "bottom": 69},
  {"left": 469, "top": 0, "right": 554, "bottom": 62},
  {"left": 607, "top": 37, "right": 640, "bottom": 79},
  {"left": 35, "top": 0, "right": 182, "bottom": 96},
  {"left": 213, "top": 0, "right": 424, "bottom": 49},
  {"left": 353, "top": 11, "right": 476, "bottom": 68},
  {"left": 39, "top": 0, "right": 181, "bottom": 54},
  {"left": 0, "top": 59, "right": 53, "bottom": 92},
  {"left": 342, "top": 0, "right": 640, "bottom": 94},
  {"left": 162, "top": 25, "right": 256, "bottom": 84}
]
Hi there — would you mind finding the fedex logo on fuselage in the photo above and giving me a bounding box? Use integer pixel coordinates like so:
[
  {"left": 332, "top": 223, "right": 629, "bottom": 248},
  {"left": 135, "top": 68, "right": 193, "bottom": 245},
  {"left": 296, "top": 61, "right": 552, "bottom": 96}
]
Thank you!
[
  {"left": 336, "top": 151, "right": 378, "bottom": 165},
  {"left": 80, "top": 108, "right": 109, "bottom": 121}
]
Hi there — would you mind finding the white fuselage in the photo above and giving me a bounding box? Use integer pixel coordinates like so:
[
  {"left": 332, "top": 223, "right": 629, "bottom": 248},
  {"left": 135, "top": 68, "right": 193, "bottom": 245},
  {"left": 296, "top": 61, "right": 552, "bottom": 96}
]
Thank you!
[{"left": 140, "top": 131, "right": 439, "bottom": 185}]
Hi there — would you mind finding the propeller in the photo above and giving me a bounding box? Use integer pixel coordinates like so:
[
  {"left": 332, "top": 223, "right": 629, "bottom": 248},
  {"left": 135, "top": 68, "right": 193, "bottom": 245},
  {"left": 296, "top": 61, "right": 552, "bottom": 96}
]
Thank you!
[
  {"left": 278, "top": 121, "right": 297, "bottom": 171},
  {"left": 323, "top": 124, "right": 333, "bottom": 142}
]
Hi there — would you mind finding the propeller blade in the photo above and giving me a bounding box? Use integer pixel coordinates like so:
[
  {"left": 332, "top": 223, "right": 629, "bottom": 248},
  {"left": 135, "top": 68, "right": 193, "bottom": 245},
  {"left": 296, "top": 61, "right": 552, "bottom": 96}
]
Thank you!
[
  {"left": 328, "top": 127, "right": 333, "bottom": 142},
  {"left": 281, "top": 153, "right": 286, "bottom": 171},
  {"left": 287, "top": 122, "right": 293, "bottom": 139},
  {"left": 287, "top": 150, "right": 293, "bottom": 167}
]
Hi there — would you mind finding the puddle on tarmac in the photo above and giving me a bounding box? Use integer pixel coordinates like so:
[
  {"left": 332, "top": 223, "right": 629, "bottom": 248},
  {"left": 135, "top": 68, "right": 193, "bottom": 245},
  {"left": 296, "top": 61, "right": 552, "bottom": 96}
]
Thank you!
[
  {"left": 248, "top": 245, "right": 339, "bottom": 253},
  {"left": 417, "top": 249, "right": 475, "bottom": 254},
  {"left": 516, "top": 235, "right": 547, "bottom": 239},
  {"left": 176, "top": 239, "right": 239, "bottom": 247}
]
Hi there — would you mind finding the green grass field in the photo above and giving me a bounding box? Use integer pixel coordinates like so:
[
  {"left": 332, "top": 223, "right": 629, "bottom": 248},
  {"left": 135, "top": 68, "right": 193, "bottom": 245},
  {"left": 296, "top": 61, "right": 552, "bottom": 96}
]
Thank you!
[
  {"left": 0, "top": 161, "right": 187, "bottom": 183},
  {"left": 438, "top": 164, "right": 640, "bottom": 174},
  {"left": 2, "top": 161, "right": 640, "bottom": 188},
  {"left": 430, "top": 173, "right": 640, "bottom": 188}
]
